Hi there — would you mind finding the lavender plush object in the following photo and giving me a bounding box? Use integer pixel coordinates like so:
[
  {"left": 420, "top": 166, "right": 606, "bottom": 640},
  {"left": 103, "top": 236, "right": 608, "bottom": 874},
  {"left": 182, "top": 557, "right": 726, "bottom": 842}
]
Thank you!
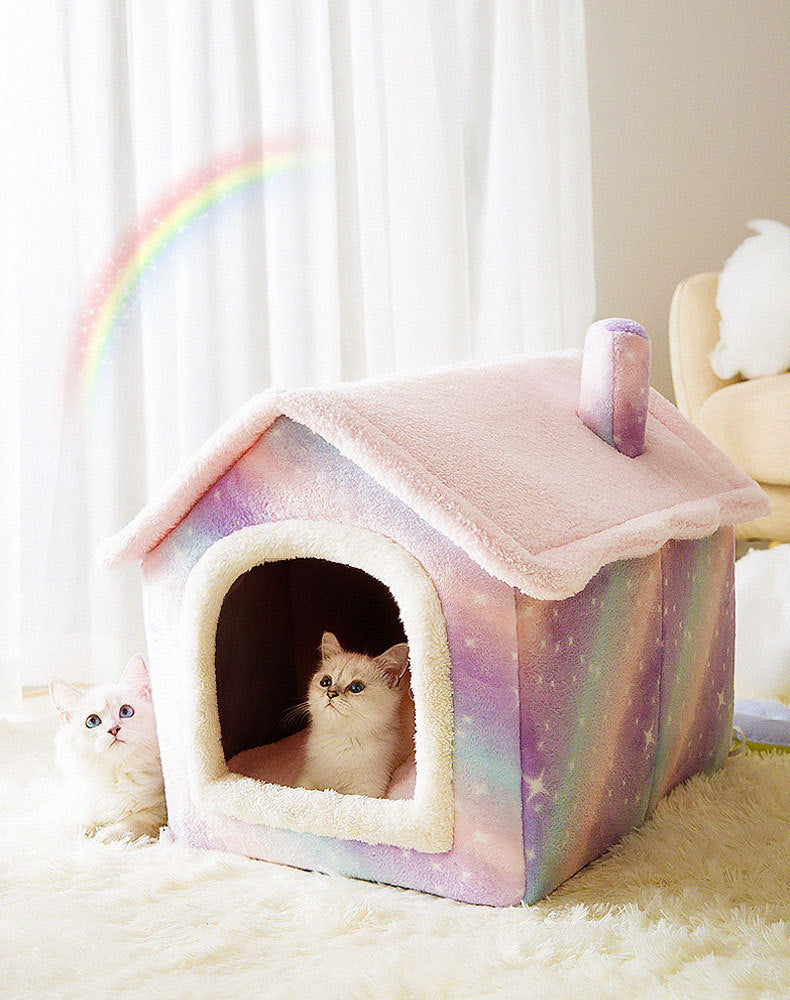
[
  {"left": 102, "top": 322, "right": 768, "bottom": 906},
  {"left": 579, "top": 318, "right": 651, "bottom": 458}
]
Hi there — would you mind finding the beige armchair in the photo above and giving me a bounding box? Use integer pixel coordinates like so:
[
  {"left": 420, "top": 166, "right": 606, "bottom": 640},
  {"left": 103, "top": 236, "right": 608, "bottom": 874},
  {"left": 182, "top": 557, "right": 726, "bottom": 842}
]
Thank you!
[{"left": 669, "top": 272, "right": 790, "bottom": 542}]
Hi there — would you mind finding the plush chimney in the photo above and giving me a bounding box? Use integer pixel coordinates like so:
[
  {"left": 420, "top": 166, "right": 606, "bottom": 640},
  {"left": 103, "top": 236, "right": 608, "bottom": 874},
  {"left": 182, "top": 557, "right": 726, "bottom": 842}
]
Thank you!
[{"left": 578, "top": 318, "right": 651, "bottom": 458}]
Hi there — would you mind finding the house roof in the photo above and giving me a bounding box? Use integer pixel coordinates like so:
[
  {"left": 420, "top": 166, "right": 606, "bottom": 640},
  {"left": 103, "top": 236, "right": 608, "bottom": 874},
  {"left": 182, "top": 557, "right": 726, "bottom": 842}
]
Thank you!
[{"left": 100, "top": 353, "right": 768, "bottom": 600}]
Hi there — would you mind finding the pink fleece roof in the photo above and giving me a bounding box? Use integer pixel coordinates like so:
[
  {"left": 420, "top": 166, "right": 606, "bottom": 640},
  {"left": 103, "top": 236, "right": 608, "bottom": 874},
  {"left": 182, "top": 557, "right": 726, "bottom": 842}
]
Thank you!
[{"left": 99, "top": 354, "right": 768, "bottom": 600}]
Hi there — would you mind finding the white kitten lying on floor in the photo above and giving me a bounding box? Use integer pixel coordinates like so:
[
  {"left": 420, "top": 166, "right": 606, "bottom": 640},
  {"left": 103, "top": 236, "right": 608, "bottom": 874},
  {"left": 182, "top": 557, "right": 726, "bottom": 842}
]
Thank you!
[
  {"left": 49, "top": 655, "right": 166, "bottom": 842},
  {"left": 296, "top": 632, "right": 415, "bottom": 798}
]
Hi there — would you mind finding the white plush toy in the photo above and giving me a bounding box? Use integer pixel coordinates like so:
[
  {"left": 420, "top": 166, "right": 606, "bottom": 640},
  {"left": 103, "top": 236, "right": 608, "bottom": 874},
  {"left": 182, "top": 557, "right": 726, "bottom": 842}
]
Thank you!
[
  {"left": 710, "top": 219, "right": 790, "bottom": 380},
  {"left": 734, "top": 544, "right": 790, "bottom": 703}
]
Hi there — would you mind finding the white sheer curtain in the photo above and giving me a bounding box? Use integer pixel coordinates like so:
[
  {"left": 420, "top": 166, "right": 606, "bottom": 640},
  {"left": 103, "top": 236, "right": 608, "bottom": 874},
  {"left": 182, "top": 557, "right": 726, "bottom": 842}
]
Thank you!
[{"left": 0, "top": 0, "right": 594, "bottom": 710}]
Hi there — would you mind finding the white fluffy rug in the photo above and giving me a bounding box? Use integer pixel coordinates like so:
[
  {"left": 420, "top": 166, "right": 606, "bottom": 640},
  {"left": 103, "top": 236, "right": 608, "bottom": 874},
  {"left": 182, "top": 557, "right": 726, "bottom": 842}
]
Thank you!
[{"left": 2, "top": 699, "right": 789, "bottom": 1000}]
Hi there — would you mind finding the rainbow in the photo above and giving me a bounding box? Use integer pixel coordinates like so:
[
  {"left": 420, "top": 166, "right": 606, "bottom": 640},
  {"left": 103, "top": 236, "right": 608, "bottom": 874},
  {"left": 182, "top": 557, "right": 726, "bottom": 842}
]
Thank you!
[{"left": 66, "top": 140, "right": 330, "bottom": 408}]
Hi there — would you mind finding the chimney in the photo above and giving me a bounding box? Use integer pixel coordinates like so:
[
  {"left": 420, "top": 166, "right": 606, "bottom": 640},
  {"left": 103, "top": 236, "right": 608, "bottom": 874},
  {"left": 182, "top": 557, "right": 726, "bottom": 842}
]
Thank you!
[{"left": 578, "top": 318, "right": 651, "bottom": 458}]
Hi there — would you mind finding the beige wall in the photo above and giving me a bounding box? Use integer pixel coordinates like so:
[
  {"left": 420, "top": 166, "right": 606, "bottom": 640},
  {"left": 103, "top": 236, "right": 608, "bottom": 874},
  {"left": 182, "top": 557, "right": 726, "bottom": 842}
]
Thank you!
[{"left": 585, "top": 0, "right": 790, "bottom": 400}]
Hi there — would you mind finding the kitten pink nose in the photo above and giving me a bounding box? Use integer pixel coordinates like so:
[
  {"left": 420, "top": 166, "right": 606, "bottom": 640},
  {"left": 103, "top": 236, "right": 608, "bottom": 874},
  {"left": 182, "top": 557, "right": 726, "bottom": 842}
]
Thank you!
[
  {"left": 326, "top": 690, "right": 339, "bottom": 700},
  {"left": 108, "top": 725, "right": 121, "bottom": 737}
]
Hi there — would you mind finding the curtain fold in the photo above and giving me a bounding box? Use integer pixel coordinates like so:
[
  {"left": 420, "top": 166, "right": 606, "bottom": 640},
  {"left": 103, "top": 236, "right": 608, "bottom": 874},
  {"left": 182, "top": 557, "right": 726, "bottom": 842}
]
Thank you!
[{"left": 0, "top": 0, "right": 594, "bottom": 707}]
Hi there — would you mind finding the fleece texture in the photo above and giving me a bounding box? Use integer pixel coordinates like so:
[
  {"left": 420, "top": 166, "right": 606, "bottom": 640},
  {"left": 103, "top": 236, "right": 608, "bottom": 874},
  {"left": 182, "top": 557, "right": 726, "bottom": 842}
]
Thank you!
[
  {"left": 142, "top": 417, "right": 526, "bottom": 906},
  {"left": 178, "top": 519, "right": 454, "bottom": 853},
  {"left": 100, "top": 351, "right": 768, "bottom": 600},
  {"left": 710, "top": 219, "right": 790, "bottom": 380},
  {"left": 518, "top": 529, "right": 735, "bottom": 902},
  {"left": 135, "top": 417, "right": 739, "bottom": 906},
  {"left": 734, "top": 543, "right": 790, "bottom": 702},
  {"left": 3, "top": 700, "right": 790, "bottom": 1000},
  {"left": 578, "top": 318, "right": 651, "bottom": 458},
  {"left": 227, "top": 730, "right": 417, "bottom": 799}
]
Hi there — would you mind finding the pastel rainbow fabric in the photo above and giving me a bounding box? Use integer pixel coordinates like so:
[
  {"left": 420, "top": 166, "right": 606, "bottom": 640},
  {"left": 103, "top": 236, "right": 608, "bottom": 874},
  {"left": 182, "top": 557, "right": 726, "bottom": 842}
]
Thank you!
[
  {"left": 141, "top": 417, "right": 735, "bottom": 906},
  {"left": 578, "top": 317, "right": 652, "bottom": 458}
]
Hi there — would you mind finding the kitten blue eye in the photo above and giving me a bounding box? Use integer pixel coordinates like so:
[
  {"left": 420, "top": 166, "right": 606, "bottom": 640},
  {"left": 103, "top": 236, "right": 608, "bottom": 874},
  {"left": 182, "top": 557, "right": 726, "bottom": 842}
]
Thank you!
[
  {"left": 85, "top": 714, "right": 101, "bottom": 728},
  {"left": 319, "top": 675, "right": 332, "bottom": 687},
  {"left": 119, "top": 704, "right": 134, "bottom": 718},
  {"left": 348, "top": 681, "right": 365, "bottom": 694}
]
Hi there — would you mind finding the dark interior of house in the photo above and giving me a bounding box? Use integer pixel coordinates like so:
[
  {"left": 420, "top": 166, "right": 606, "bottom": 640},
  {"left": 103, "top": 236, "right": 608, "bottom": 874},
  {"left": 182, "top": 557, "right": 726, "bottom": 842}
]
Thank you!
[{"left": 214, "top": 557, "right": 407, "bottom": 761}]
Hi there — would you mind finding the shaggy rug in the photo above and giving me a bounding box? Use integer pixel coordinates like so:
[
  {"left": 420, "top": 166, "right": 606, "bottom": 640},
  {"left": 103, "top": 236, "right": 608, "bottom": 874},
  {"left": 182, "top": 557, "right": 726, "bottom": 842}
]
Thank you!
[{"left": 1, "top": 699, "right": 788, "bottom": 1000}]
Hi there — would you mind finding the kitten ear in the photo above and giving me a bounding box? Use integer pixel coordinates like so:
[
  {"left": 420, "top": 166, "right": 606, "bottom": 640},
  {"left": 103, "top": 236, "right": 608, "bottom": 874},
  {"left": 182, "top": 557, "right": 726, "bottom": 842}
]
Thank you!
[
  {"left": 49, "top": 679, "right": 84, "bottom": 724},
  {"left": 321, "top": 632, "right": 343, "bottom": 661},
  {"left": 376, "top": 643, "right": 410, "bottom": 688},
  {"left": 120, "top": 654, "right": 152, "bottom": 701}
]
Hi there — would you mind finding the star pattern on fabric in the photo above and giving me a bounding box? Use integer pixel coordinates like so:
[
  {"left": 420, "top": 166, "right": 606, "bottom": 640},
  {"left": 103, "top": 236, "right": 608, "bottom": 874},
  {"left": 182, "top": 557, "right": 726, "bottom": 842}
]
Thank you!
[{"left": 523, "top": 770, "right": 548, "bottom": 801}]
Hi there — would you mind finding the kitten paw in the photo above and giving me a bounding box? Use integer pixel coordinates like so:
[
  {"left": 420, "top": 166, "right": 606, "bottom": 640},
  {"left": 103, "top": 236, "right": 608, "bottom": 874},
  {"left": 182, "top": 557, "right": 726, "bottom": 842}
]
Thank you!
[{"left": 91, "top": 822, "right": 157, "bottom": 844}]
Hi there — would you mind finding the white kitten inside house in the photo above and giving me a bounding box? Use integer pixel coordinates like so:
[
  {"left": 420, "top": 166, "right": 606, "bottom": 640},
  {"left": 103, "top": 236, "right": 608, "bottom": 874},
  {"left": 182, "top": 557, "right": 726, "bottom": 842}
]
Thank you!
[
  {"left": 223, "top": 559, "right": 417, "bottom": 801},
  {"left": 49, "top": 655, "right": 166, "bottom": 842},
  {"left": 295, "top": 631, "right": 415, "bottom": 798}
]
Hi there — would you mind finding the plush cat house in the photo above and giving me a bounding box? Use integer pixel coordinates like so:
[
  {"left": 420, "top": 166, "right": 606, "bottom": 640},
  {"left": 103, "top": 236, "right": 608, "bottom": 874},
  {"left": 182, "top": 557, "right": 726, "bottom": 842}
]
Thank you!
[{"left": 101, "top": 319, "right": 768, "bottom": 907}]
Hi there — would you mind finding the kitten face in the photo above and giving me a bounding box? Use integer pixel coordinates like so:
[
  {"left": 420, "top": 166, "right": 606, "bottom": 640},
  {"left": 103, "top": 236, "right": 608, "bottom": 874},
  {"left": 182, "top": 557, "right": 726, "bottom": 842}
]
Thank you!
[
  {"left": 306, "top": 632, "right": 409, "bottom": 736},
  {"left": 50, "top": 655, "right": 159, "bottom": 769}
]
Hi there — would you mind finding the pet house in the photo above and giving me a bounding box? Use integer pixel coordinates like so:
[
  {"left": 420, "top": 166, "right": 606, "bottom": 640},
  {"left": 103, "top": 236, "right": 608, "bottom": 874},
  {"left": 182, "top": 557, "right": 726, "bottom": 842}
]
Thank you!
[{"left": 101, "top": 319, "right": 768, "bottom": 907}]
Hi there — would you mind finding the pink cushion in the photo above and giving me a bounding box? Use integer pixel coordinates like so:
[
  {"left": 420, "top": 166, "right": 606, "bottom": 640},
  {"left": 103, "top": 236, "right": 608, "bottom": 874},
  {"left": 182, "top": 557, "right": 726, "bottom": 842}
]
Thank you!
[{"left": 228, "top": 732, "right": 416, "bottom": 800}]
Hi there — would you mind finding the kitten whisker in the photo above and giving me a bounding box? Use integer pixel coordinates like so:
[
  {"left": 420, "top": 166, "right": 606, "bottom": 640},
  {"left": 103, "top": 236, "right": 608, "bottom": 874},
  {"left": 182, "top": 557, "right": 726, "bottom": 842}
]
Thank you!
[
  {"left": 279, "top": 701, "right": 310, "bottom": 731},
  {"left": 297, "top": 634, "right": 414, "bottom": 798}
]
